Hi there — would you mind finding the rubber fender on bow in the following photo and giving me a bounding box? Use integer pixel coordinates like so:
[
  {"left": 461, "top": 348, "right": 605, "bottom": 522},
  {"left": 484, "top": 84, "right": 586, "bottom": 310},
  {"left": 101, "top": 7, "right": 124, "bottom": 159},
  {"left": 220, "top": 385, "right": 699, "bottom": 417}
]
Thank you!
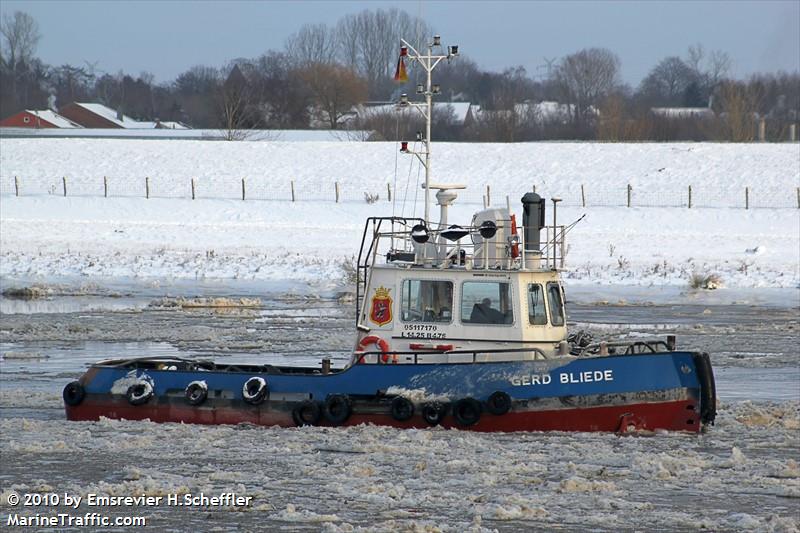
[
  {"left": 453, "top": 397, "right": 482, "bottom": 426},
  {"left": 293, "top": 400, "right": 322, "bottom": 427},
  {"left": 390, "top": 396, "right": 415, "bottom": 421},
  {"left": 692, "top": 352, "right": 717, "bottom": 425},
  {"left": 323, "top": 394, "right": 352, "bottom": 425},
  {"left": 63, "top": 381, "right": 86, "bottom": 406},
  {"left": 126, "top": 381, "right": 154, "bottom": 406},
  {"left": 485, "top": 391, "right": 512, "bottom": 415},
  {"left": 421, "top": 401, "right": 447, "bottom": 426},
  {"left": 185, "top": 381, "right": 208, "bottom": 406},
  {"left": 242, "top": 377, "right": 268, "bottom": 405}
]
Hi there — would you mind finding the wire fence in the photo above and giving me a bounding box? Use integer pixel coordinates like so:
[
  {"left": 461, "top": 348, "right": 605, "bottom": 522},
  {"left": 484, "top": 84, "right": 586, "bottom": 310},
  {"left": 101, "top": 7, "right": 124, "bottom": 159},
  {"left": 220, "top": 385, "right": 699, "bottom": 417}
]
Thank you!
[{"left": 2, "top": 175, "right": 799, "bottom": 209}]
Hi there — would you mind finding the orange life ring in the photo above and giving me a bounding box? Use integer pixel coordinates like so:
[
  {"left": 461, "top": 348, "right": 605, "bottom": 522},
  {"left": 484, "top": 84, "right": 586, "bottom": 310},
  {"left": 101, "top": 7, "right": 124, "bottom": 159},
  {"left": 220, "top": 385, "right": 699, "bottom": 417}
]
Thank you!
[
  {"left": 510, "top": 214, "right": 520, "bottom": 258},
  {"left": 357, "top": 335, "right": 393, "bottom": 363}
]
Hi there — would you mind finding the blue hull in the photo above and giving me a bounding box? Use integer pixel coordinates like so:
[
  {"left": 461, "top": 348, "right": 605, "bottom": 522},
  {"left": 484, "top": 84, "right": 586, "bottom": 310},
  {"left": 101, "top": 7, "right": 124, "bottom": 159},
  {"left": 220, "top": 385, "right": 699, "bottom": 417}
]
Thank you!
[{"left": 65, "top": 351, "right": 716, "bottom": 432}]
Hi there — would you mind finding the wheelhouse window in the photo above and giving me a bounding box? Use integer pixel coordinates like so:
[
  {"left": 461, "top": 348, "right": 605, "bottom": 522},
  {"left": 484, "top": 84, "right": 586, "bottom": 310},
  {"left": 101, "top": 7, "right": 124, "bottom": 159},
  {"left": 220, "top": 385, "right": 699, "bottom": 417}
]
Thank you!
[
  {"left": 547, "top": 282, "right": 565, "bottom": 326},
  {"left": 461, "top": 281, "right": 513, "bottom": 325},
  {"left": 528, "top": 283, "right": 547, "bottom": 325},
  {"left": 400, "top": 280, "right": 453, "bottom": 323}
]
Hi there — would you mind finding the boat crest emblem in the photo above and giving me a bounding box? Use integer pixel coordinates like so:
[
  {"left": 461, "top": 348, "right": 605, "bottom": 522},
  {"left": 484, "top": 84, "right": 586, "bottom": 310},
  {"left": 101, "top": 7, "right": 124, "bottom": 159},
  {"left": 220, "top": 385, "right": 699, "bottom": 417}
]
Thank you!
[{"left": 369, "top": 286, "right": 393, "bottom": 326}]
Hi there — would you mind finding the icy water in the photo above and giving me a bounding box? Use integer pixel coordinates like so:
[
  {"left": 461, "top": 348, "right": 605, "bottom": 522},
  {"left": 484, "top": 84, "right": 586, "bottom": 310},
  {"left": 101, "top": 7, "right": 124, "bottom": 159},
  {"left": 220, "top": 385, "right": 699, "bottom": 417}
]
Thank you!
[{"left": 0, "top": 284, "right": 798, "bottom": 532}]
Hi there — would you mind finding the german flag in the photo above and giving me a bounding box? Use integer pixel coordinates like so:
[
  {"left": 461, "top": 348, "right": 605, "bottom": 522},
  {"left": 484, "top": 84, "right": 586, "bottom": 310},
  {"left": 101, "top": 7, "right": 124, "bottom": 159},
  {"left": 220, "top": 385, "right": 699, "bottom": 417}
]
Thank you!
[{"left": 393, "top": 55, "right": 408, "bottom": 83}]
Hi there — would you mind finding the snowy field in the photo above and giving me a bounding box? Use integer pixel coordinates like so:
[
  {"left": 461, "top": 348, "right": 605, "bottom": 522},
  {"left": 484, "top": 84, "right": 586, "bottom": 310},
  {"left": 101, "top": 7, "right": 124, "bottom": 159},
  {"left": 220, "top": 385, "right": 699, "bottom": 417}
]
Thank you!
[{"left": 1, "top": 139, "right": 798, "bottom": 294}]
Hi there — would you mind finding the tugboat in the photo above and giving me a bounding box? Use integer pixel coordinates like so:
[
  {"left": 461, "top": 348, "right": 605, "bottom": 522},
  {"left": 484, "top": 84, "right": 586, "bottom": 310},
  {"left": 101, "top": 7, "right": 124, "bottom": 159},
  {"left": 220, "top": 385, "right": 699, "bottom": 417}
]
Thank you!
[{"left": 63, "top": 36, "right": 716, "bottom": 433}]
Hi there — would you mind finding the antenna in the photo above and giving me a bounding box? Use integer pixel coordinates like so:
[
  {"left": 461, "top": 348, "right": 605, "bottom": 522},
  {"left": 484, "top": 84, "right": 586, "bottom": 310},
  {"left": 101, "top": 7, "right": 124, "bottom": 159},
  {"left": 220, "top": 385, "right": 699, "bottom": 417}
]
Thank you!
[{"left": 396, "top": 35, "right": 459, "bottom": 227}]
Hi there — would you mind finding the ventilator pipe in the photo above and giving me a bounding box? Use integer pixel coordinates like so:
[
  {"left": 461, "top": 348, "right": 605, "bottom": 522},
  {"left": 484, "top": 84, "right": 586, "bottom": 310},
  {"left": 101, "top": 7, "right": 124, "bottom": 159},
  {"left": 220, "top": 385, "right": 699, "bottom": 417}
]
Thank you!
[{"left": 521, "top": 192, "right": 544, "bottom": 252}]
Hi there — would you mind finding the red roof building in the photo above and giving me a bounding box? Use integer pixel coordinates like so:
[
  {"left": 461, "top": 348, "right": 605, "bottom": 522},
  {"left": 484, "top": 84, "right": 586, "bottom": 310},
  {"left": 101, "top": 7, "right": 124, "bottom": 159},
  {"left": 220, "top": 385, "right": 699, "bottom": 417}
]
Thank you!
[
  {"left": 58, "top": 102, "right": 157, "bottom": 128},
  {"left": 0, "top": 109, "right": 82, "bottom": 128}
]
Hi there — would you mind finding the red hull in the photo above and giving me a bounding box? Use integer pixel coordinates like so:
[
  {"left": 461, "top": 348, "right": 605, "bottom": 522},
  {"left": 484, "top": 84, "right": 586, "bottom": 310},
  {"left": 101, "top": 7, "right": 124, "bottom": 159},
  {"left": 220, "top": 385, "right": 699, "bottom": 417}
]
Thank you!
[{"left": 66, "top": 397, "right": 701, "bottom": 433}]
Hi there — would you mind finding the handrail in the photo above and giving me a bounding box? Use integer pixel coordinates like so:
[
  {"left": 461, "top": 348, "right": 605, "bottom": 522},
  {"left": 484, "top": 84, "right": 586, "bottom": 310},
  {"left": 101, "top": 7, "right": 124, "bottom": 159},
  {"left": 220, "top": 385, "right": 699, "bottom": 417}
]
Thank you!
[
  {"left": 353, "top": 346, "right": 549, "bottom": 365},
  {"left": 575, "top": 339, "right": 671, "bottom": 357},
  {"left": 355, "top": 217, "right": 425, "bottom": 324}
]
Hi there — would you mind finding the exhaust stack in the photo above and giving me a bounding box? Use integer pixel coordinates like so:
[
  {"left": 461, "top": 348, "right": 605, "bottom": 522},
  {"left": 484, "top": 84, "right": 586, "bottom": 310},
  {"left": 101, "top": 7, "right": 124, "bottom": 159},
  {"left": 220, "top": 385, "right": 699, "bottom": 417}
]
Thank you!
[
  {"left": 521, "top": 192, "right": 545, "bottom": 268},
  {"left": 521, "top": 192, "right": 545, "bottom": 251}
]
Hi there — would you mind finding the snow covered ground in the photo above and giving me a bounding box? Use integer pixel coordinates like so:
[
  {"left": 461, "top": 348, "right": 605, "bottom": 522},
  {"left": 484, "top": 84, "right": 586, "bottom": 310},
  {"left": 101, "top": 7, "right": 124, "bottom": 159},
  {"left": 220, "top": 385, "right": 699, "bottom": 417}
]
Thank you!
[
  {"left": 0, "top": 128, "right": 372, "bottom": 141},
  {"left": 0, "top": 139, "right": 798, "bottom": 293}
]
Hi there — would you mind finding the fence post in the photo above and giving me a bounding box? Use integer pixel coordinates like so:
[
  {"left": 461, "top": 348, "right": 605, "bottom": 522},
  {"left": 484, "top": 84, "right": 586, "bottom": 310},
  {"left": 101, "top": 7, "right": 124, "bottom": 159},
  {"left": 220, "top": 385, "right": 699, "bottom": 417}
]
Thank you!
[
  {"left": 581, "top": 184, "right": 586, "bottom": 207},
  {"left": 62, "top": 177, "right": 67, "bottom": 197},
  {"left": 486, "top": 185, "right": 491, "bottom": 206},
  {"left": 745, "top": 186, "right": 749, "bottom": 210},
  {"left": 483, "top": 195, "right": 487, "bottom": 209},
  {"left": 291, "top": 180, "right": 295, "bottom": 202},
  {"left": 688, "top": 185, "right": 692, "bottom": 209},
  {"left": 241, "top": 178, "right": 246, "bottom": 201},
  {"left": 387, "top": 182, "right": 392, "bottom": 202},
  {"left": 191, "top": 179, "right": 196, "bottom": 200},
  {"left": 145, "top": 177, "right": 150, "bottom": 199},
  {"left": 791, "top": 124, "right": 797, "bottom": 142},
  {"left": 103, "top": 176, "right": 108, "bottom": 198},
  {"left": 335, "top": 182, "right": 340, "bottom": 203},
  {"left": 14, "top": 176, "right": 19, "bottom": 197},
  {"left": 627, "top": 184, "right": 632, "bottom": 207},
  {"left": 758, "top": 119, "right": 766, "bottom": 142}
]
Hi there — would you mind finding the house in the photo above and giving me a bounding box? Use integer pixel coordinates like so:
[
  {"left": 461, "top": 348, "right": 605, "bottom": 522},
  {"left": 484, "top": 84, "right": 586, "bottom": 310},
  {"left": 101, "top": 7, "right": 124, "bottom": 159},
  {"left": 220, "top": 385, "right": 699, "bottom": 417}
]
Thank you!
[
  {"left": 58, "top": 102, "right": 156, "bottom": 129},
  {"left": 0, "top": 109, "right": 82, "bottom": 128},
  {"left": 469, "top": 101, "right": 589, "bottom": 126},
  {"left": 154, "top": 120, "right": 189, "bottom": 129},
  {"left": 650, "top": 107, "right": 714, "bottom": 119},
  {"left": 349, "top": 101, "right": 476, "bottom": 127}
]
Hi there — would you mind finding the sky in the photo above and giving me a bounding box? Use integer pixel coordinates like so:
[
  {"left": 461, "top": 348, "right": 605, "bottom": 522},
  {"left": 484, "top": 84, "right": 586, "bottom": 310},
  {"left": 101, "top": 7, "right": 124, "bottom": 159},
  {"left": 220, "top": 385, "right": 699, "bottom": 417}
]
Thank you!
[{"left": 1, "top": 0, "right": 798, "bottom": 87}]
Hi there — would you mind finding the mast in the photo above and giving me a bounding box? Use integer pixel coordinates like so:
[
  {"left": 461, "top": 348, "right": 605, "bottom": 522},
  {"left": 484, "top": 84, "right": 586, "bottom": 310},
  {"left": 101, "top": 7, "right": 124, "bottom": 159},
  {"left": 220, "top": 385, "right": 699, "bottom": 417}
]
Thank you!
[{"left": 397, "top": 36, "right": 459, "bottom": 227}]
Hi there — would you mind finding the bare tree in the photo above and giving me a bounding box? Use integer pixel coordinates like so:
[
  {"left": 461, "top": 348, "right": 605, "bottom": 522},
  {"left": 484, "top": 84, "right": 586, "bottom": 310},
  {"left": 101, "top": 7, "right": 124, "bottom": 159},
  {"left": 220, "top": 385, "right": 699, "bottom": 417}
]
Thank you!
[
  {"left": 249, "top": 51, "right": 310, "bottom": 128},
  {"left": 285, "top": 24, "right": 337, "bottom": 66},
  {"left": 639, "top": 56, "right": 698, "bottom": 106},
  {"left": 706, "top": 50, "right": 731, "bottom": 88},
  {"left": 597, "top": 92, "right": 630, "bottom": 141},
  {"left": 716, "top": 80, "right": 763, "bottom": 141},
  {"left": 555, "top": 48, "right": 620, "bottom": 127},
  {"left": 335, "top": 8, "right": 431, "bottom": 99},
  {"left": 0, "top": 10, "right": 41, "bottom": 114},
  {"left": 51, "top": 64, "right": 94, "bottom": 105},
  {"left": 218, "top": 64, "right": 257, "bottom": 139},
  {"left": 472, "top": 67, "right": 537, "bottom": 141},
  {"left": 685, "top": 43, "right": 730, "bottom": 101},
  {"left": 686, "top": 44, "right": 705, "bottom": 74},
  {"left": 434, "top": 56, "right": 482, "bottom": 102},
  {"left": 0, "top": 11, "right": 40, "bottom": 72},
  {"left": 299, "top": 62, "right": 367, "bottom": 129}
]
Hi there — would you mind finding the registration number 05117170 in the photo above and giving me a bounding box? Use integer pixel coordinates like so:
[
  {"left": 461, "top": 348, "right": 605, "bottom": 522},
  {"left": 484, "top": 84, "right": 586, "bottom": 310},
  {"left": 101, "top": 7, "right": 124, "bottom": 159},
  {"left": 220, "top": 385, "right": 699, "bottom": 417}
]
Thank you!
[{"left": 401, "top": 324, "right": 446, "bottom": 339}]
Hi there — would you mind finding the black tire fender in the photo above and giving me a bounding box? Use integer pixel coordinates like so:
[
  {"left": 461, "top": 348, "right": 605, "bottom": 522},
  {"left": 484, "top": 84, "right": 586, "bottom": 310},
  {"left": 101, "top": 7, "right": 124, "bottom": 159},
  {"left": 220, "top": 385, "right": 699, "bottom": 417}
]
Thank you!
[
  {"left": 453, "top": 397, "right": 482, "bottom": 426},
  {"left": 185, "top": 381, "right": 208, "bottom": 406},
  {"left": 126, "top": 381, "right": 154, "bottom": 406},
  {"left": 323, "top": 394, "right": 352, "bottom": 425},
  {"left": 486, "top": 391, "right": 512, "bottom": 415},
  {"left": 63, "top": 381, "right": 85, "bottom": 406},
  {"left": 293, "top": 400, "right": 322, "bottom": 426},
  {"left": 390, "top": 396, "right": 415, "bottom": 421},
  {"left": 242, "top": 377, "right": 268, "bottom": 405},
  {"left": 421, "top": 401, "right": 447, "bottom": 426}
]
